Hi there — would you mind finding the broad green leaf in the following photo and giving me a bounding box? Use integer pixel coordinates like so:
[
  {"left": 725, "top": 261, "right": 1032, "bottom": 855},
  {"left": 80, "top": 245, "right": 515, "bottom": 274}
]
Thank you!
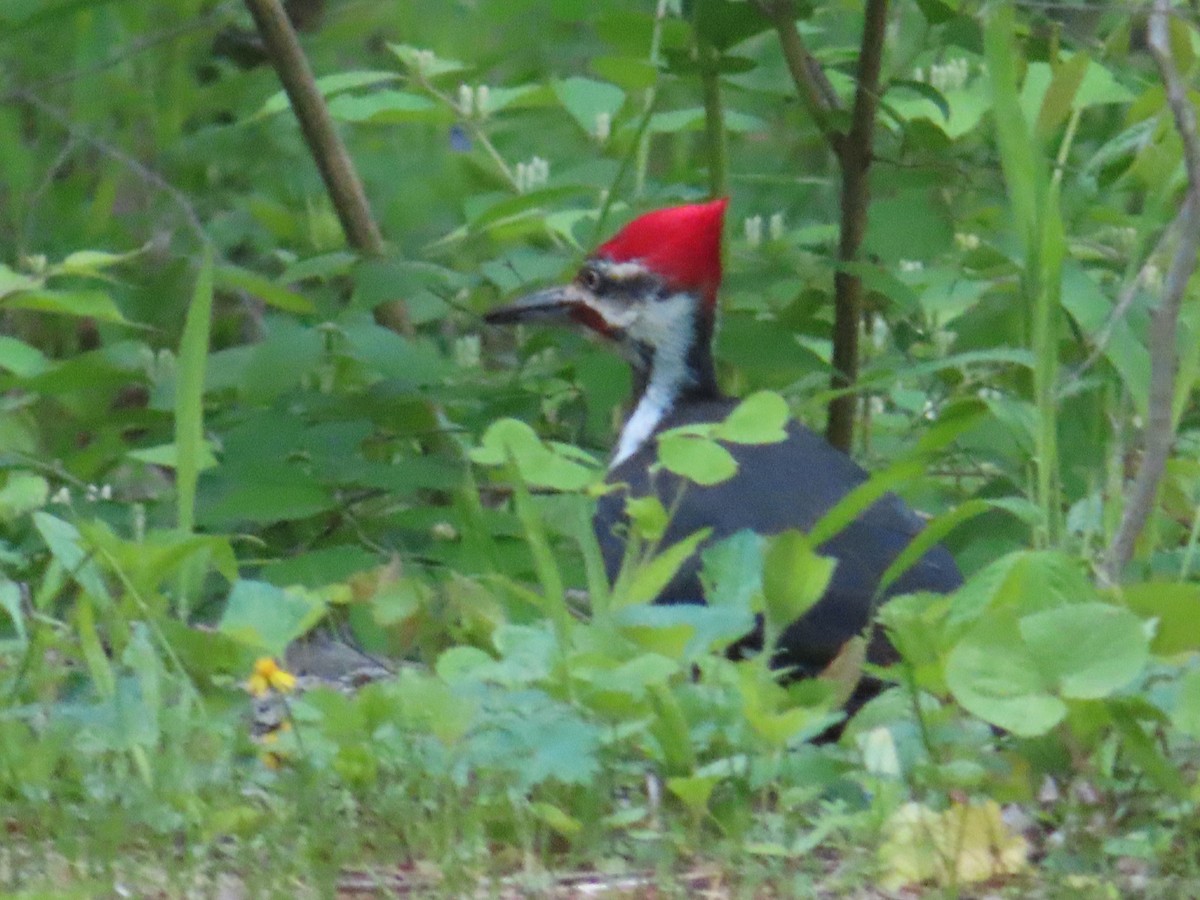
[
  {"left": 257, "top": 70, "right": 402, "bottom": 117},
  {"left": 327, "top": 90, "right": 442, "bottom": 123},
  {"left": 0, "top": 335, "right": 49, "bottom": 376},
  {"left": 553, "top": 76, "right": 625, "bottom": 134},
  {"left": 0, "top": 263, "right": 39, "bottom": 299},
  {"left": 649, "top": 107, "right": 765, "bottom": 133},
  {"left": 127, "top": 441, "right": 218, "bottom": 471},
  {"left": 530, "top": 802, "right": 582, "bottom": 837},
  {"left": 1121, "top": 582, "right": 1200, "bottom": 656},
  {"left": 217, "top": 580, "right": 326, "bottom": 657},
  {"left": 700, "top": 529, "right": 764, "bottom": 611},
  {"left": 5, "top": 289, "right": 130, "bottom": 324},
  {"left": 667, "top": 775, "right": 721, "bottom": 816},
  {"left": 1020, "top": 603, "right": 1148, "bottom": 699},
  {"left": 714, "top": 391, "right": 789, "bottom": 444},
  {"left": 946, "top": 613, "right": 1065, "bottom": 736},
  {"left": 762, "top": 531, "right": 835, "bottom": 633},
  {"left": 0, "top": 471, "right": 47, "bottom": 521},
  {"left": 33, "top": 512, "right": 111, "bottom": 604},
  {"left": 1171, "top": 668, "right": 1200, "bottom": 738},
  {"left": 472, "top": 418, "right": 597, "bottom": 491},
  {"left": 657, "top": 433, "right": 737, "bottom": 485}
]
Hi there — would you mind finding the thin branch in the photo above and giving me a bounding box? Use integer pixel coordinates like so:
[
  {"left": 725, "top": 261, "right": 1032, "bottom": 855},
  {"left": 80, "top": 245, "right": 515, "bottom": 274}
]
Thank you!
[
  {"left": 753, "top": 0, "right": 889, "bottom": 452},
  {"left": 1103, "top": 0, "right": 1200, "bottom": 583},
  {"left": 242, "top": 0, "right": 413, "bottom": 335},
  {"left": 827, "top": 0, "right": 889, "bottom": 452},
  {"left": 14, "top": 89, "right": 210, "bottom": 248},
  {"left": 750, "top": 0, "right": 842, "bottom": 151},
  {"left": 1069, "top": 203, "right": 1192, "bottom": 384}
]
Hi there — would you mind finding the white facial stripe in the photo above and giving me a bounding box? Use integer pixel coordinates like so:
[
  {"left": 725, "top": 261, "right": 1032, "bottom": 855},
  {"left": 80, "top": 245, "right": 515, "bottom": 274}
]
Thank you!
[
  {"left": 610, "top": 292, "right": 696, "bottom": 468},
  {"left": 596, "top": 260, "right": 651, "bottom": 280}
]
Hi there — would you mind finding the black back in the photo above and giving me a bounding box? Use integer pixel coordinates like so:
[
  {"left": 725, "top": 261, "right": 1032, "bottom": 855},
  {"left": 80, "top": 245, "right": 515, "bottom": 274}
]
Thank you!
[{"left": 594, "top": 398, "right": 962, "bottom": 678}]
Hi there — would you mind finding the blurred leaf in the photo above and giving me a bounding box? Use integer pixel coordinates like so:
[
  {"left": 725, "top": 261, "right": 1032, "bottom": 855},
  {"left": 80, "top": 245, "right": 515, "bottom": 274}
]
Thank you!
[
  {"left": 5, "top": 289, "right": 130, "bottom": 324},
  {"left": 946, "top": 612, "right": 1065, "bottom": 736},
  {"left": 657, "top": 433, "right": 737, "bottom": 485},
  {"left": 553, "top": 76, "right": 625, "bottom": 134},
  {"left": 1120, "top": 582, "right": 1200, "bottom": 656},
  {"left": 218, "top": 580, "right": 327, "bottom": 656},
  {"left": 0, "top": 471, "right": 48, "bottom": 521},
  {"left": 257, "top": 70, "right": 402, "bottom": 117},
  {"left": 215, "top": 264, "right": 315, "bottom": 314},
  {"left": 714, "top": 391, "right": 789, "bottom": 444},
  {"left": 327, "top": 90, "right": 442, "bottom": 124},
  {"left": 762, "top": 531, "right": 835, "bottom": 634},
  {"left": 1020, "top": 603, "right": 1148, "bottom": 699}
]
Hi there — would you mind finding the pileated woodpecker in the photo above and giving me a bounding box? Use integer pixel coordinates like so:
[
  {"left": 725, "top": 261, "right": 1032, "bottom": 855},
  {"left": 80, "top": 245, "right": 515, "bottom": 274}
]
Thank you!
[{"left": 486, "top": 199, "right": 960, "bottom": 695}]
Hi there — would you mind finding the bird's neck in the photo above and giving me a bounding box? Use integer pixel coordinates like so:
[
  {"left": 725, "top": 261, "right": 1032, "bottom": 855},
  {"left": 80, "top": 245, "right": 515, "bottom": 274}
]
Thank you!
[{"left": 612, "top": 310, "right": 720, "bottom": 469}]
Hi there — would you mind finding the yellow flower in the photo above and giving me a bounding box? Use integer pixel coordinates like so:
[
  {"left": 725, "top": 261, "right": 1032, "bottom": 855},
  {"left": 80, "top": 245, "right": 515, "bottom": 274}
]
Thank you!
[{"left": 246, "top": 657, "right": 296, "bottom": 697}]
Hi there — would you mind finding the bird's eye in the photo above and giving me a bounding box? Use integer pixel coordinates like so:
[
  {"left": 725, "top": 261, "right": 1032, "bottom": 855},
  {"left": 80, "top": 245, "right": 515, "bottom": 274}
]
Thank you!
[{"left": 579, "top": 267, "right": 602, "bottom": 292}]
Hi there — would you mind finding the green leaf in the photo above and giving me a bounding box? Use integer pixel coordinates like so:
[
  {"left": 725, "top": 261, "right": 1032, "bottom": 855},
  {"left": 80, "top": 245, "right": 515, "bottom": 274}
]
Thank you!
[
  {"left": 214, "top": 264, "right": 315, "bottom": 314},
  {"left": 621, "top": 529, "right": 711, "bottom": 608},
  {"left": 1171, "top": 668, "right": 1200, "bottom": 738},
  {"left": 327, "top": 90, "right": 441, "bottom": 123},
  {"left": 657, "top": 433, "right": 737, "bottom": 485},
  {"left": 256, "top": 70, "right": 402, "bottom": 117},
  {"left": 1020, "top": 603, "right": 1148, "bottom": 699},
  {"left": 714, "top": 390, "right": 789, "bottom": 444},
  {"left": 0, "top": 263, "right": 40, "bottom": 299},
  {"left": 5, "top": 289, "right": 130, "bottom": 324},
  {"left": 52, "top": 245, "right": 145, "bottom": 278},
  {"left": 1120, "top": 582, "right": 1200, "bottom": 656},
  {"left": 946, "top": 613, "right": 1065, "bottom": 736},
  {"left": 0, "top": 471, "right": 48, "bottom": 521},
  {"left": 553, "top": 76, "right": 625, "bottom": 134},
  {"left": 0, "top": 579, "right": 27, "bottom": 646},
  {"left": 472, "top": 418, "right": 597, "bottom": 491},
  {"left": 217, "top": 580, "right": 327, "bottom": 657},
  {"left": 0, "top": 335, "right": 49, "bottom": 376},
  {"left": 1034, "top": 52, "right": 1090, "bottom": 139},
  {"left": 127, "top": 441, "right": 218, "bottom": 472},
  {"left": 667, "top": 775, "right": 721, "bottom": 817},
  {"left": 388, "top": 44, "right": 468, "bottom": 79},
  {"left": 762, "top": 531, "right": 835, "bottom": 634},
  {"left": 33, "top": 512, "right": 111, "bottom": 604}
]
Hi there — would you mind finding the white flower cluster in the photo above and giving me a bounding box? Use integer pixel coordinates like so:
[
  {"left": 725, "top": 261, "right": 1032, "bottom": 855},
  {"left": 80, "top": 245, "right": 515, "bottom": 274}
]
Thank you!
[
  {"left": 456, "top": 83, "right": 491, "bottom": 118},
  {"left": 913, "top": 58, "right": 971, "bottom": 93},
  {"left": 410, "top": 49, "right": 437, "bottom": 76},
  {"left": 898, "top": 259, "right": 924, "bottom": 273},
  {"left": 954, "top": 232, "right": 981, "bottom": 251},
  {"left": 516, "top": 156, "right": 550, "bottom": 192},
  {"left": 50, "top": 483, "right": 113, "bottom": 505},
  {"left": 743, "top": 212, "right": 785, "bottom": 247}
]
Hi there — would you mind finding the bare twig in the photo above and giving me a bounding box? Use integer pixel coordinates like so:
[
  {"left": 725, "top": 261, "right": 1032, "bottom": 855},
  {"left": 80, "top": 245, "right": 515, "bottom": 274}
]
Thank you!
[
  {"left": 14, "top": 89, "right": 210, "bottom": 247},
  {"left": 1069, "top": 202, "right": 1193, "bottom": 383},
  {"left": 750, "top": 0, "right": 841, "bottom": 149},
  {"left": 752, "top": 0, "right": 889, "bottom": 452},
  {"left": 1103, "top": 0, "right": 1200, "bottom": 583},
  {"left": 242, "top": 0, "right": 413, "bottom": 335}
]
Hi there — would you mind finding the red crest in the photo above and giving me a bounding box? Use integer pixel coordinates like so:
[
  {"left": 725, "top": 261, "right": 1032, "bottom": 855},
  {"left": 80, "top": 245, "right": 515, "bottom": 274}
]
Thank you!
[{"left": 594, "top": 198, "right": 728, "bottom": 309}]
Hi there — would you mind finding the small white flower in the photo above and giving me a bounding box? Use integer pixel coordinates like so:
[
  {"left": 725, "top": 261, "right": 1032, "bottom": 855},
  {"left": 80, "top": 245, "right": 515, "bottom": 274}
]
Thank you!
[
  {"left": 431, "top": 522, "right": 459, "bottom": 541},
  {"left": 50, "top": 486, "right": 71, "bottom": 505},
  {"left": 475, "top": 84, "right": 491, "bottom": 118},
  {"left": 454, "top": 334, "right": 481, "bottom": 368},
  {"left": 743, "top": 215, "right": 763, "bottom": 247},
  {"left": 594, "top": 111, "right": 611, "bottom": 143},
  {"left": 457, "top": 83, "right": 474, "bottom": 117},
  {"left": 768, "top": 212, "right": 785, "bottom": 242},
  {"left": 898, "top": 259, "right": 924, "bottom": 273},
  {"left": 954, "top": 232, "right": 981, "bottom": 251},
  {"left": 412, "top": 49, "right": 436, "bottom": 76}
]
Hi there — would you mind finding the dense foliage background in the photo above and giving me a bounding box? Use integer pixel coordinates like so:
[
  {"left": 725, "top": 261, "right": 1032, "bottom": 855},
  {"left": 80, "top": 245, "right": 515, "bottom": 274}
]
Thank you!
[{"left": 3, "top": 0, "right": 1200, "bottom": 894}]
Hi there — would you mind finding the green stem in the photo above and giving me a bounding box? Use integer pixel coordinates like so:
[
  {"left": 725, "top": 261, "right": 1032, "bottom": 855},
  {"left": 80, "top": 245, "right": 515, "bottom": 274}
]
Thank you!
[
  {"left": 633, "top": 0, "right": 670, "bottom": 197},
  {"left": 698, "top": 40, "right": 728, "bottom": 197}
]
